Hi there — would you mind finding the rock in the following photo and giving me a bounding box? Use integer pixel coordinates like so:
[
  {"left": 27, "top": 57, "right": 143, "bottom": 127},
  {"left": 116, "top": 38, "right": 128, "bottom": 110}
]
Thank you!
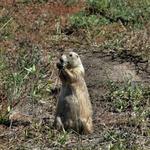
[
  {"left": 9, "top": 111, "right": 32, "bottom": 123},
  {"left": 107, "top": 62, "right": 141, "bottom": 82},
  {"left": 83, "top": 54, "right": 141, "bottom": 85}
]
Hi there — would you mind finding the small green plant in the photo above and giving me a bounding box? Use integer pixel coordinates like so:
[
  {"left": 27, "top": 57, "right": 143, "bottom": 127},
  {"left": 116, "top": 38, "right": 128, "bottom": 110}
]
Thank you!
[
  {"left": 0, "top": 16, "right": 14, "bottom": 40},
  {"left": 58, "top": 131, "right": 69, "bottom": 145},
  {"left": 0, "top": 116, "right": 10, "bottom": 126}
]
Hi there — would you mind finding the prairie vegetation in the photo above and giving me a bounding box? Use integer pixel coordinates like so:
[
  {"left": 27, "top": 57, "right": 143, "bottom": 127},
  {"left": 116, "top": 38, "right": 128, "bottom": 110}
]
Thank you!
[{"left": 0, "top": 0, "right": 150, "bottom": 149}]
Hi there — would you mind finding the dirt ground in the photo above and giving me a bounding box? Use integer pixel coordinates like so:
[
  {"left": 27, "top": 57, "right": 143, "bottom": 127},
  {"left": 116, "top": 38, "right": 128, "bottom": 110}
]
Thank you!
[{"left": 1, "top": 47, "right": 149, "bottom": 149}]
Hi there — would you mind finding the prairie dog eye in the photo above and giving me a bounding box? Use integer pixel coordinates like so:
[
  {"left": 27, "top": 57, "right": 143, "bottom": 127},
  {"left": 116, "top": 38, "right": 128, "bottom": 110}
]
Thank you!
[{"left": 69, "top": 54, "right": 73, "bottom": 57}]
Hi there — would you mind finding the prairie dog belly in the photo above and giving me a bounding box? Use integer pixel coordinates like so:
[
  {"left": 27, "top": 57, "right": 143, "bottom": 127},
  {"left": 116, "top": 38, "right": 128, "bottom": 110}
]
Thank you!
[{"left": 59, "top": 84, "right": 80, "bottom": 120}]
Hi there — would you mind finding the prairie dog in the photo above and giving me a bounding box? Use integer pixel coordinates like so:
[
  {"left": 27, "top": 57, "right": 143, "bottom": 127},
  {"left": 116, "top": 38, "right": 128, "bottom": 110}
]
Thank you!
[{"left": 54, "top": 52, "right": 93, "bottom": 134}]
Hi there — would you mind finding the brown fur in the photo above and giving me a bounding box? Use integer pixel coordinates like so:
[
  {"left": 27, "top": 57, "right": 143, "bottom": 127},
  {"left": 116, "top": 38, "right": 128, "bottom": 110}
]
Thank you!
[{"left": 54, "top": 52, "right": 93, "bottom": 134}]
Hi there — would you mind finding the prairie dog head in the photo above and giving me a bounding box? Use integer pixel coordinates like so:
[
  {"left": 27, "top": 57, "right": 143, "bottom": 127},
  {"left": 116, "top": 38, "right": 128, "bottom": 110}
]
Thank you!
[
  {"left": 67, "top": 52, "right": 82, "bottom": 68},
  {"left": 59, "top": 54, "right": 68, "bottom": 68},
  {"left": 58, "top": 52, "right": 85, "bottom": 75}
]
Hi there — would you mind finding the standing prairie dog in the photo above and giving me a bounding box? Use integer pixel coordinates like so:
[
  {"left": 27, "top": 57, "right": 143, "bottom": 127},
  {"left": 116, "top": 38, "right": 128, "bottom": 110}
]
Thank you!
[{"left": 54, "top": 52, "right": 93, "bottom": 134}]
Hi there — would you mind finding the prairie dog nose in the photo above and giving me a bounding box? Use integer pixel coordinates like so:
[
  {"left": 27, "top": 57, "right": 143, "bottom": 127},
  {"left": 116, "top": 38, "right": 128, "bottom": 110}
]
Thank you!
[
  {"left": 60, "top": 57, "right": 64, "bottom": 63},
  {"left": 60, "top": 54, "right": 67, "bottom": 63}
]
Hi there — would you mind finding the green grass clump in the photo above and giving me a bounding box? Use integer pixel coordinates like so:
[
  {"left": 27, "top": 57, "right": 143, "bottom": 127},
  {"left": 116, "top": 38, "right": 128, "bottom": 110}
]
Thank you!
[
  {"left": 87, "top": 0, "right": 150, "bottom": 27},
  {"left": 70, "top": 12, "right": 110, "bottom": 28},
  {"left": 106, "top": 79, "right": 150, "bottom": 113}
]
